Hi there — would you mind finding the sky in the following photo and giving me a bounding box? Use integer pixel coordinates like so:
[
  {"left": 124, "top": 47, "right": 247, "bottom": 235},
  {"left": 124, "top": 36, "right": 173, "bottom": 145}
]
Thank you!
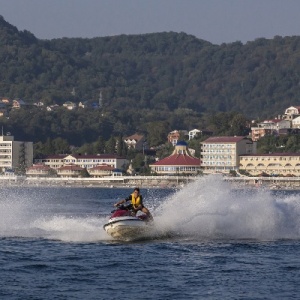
[{"left": 0, "top": 0, "right": 300, "bottom": 44}]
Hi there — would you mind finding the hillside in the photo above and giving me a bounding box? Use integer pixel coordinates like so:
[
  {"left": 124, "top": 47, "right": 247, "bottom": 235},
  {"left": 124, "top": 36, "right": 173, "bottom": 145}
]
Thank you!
[{"left": 1, "top": 16, "right": 300, "bottom": 147}]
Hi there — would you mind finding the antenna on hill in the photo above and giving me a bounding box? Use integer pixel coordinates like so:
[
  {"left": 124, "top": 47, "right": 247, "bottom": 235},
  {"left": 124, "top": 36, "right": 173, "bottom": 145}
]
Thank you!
[{"left": 99, "top": 90, "right": 103, "bottom": 108}]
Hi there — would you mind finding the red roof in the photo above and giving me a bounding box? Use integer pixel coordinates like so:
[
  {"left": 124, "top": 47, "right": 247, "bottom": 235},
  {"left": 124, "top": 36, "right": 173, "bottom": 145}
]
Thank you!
[
  {"left": 124, "top": 134, "right": 144, "bottom": 142},
  {"left": 58, "top": 165, "right": 84, "bottom": 171},
  {"left": 89, "top": 164, "right": 114, "bottom": 171},
  {"left": 151, "top": 154, "right": 201, "bottom": 166},
  {"left": 42, "top": 154, "right": 124, "bottom": 159},
  {"left": 203, "top": 136, "right": 247, "bottom": 143},
  {"left": 27, "top": 164, "right": 51, "bottom": 171}
]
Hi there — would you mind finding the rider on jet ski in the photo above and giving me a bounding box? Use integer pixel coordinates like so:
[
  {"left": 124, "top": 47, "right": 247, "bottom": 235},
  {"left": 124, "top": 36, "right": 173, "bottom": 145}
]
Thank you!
[{"left": 114, "top": 187, "right": 153, "bottom": 221}]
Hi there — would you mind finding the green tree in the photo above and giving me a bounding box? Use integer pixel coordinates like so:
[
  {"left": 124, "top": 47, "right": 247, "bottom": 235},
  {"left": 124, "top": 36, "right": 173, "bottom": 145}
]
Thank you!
[{"left": 105, "top": 137, "right": 116, "bottom": 154}]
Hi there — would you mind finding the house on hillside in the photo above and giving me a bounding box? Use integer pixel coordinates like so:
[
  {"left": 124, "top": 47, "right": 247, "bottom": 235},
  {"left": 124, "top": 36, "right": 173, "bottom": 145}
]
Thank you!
[
  {"left": 283, "top": 106, "right": 300, "bottom": 120},
  {"left": 251, "top": 119, "right": 291, "bottom": 141},
  {"left": 63, "top": 101, "right": 76, "bottom": 110},
  {"left": 46, "top": 104, "right": 60, "bottom": 111},
  {"left": 12, "top": 99, "right": 26, "bottom": 109},
  {"left": 167, "top": 130, "right": 188, "bottom": 146},
  {"left": 1, "top": 98, "right": 10, "bottom": 104},
  {"left": 188, "top": 129, "right": 213, "bottom": 140},
  {"left": 123, "top": 134, "right": 146, "bottom": 151}
]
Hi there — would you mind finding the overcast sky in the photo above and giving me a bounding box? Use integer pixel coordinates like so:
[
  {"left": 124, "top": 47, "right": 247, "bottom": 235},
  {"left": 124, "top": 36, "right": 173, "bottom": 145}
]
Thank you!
[{"left": 0, "top": 0, "right": 299, "bottom": 44}]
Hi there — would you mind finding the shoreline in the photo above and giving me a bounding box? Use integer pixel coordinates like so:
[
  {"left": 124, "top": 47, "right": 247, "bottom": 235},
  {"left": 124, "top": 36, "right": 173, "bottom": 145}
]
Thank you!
[{"left": 0, "top": 175, "right": 300, "bottom": 190}]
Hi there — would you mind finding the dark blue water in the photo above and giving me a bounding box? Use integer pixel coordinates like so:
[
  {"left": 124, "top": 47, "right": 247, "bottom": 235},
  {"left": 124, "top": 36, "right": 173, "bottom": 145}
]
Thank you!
[{"left": 1, "top": 176, "right": 300, "bottom": 299}]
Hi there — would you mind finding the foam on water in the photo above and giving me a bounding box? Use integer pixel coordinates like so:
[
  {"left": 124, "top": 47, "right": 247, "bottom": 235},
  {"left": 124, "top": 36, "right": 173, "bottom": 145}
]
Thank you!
[
  {"left": 0, "top": 187, "right": 110, "bottom": 242},
  {"left": 1, "top": 176, "right": 300, "bottom": 242}
]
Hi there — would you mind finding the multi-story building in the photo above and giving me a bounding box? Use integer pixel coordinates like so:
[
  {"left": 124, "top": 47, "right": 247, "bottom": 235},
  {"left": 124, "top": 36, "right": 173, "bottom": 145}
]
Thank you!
[
  {"left": 239, "top": 153, "right": 300, "bottom": 176},
  {"left": 201, "top": 136, "right": 256, "bottom": 173},
  {"left": 0, "top": 134, "right": 33, "bottom": 171},
  {"left": 251, "top": 119, "right": 291, "bottom": 141}
]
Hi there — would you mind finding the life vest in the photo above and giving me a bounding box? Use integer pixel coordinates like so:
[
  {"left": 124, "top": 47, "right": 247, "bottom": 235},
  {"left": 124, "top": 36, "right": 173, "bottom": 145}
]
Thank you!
[{"left": 131, "top": 193, "right": 141, "bottom": 209}]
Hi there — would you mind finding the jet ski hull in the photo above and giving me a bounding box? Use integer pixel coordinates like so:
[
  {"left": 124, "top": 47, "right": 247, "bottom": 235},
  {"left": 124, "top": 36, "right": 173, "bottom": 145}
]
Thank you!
[{"left": 104, "top": 216, "right": 152, "bottom": 240}]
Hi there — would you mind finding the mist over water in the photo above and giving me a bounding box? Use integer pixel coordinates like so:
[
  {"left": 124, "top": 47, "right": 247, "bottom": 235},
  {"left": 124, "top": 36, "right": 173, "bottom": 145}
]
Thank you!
[{"left": 0, "top": 175, "right": 300, "bottom": 242}]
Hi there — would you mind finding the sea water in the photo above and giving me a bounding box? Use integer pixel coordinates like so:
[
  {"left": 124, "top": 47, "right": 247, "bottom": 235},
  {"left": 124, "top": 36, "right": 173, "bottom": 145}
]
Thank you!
[{"left": 0, "top": 175, "right": 300, "bottom": 299}]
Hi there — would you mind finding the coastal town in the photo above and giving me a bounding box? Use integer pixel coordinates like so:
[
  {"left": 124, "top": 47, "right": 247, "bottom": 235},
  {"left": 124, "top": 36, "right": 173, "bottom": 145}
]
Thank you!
[{"left": 1, "top": 101, "right": 300, "bottom": 189}]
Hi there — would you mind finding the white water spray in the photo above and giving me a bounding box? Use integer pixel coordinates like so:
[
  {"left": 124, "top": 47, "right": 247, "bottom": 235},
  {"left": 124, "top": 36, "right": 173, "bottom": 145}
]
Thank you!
[
  {"left": 1, "top": 176, "right": 300, "bottom": 242},
  {"left": 153, "top": 175, "right": 300, "bottom": 240}
]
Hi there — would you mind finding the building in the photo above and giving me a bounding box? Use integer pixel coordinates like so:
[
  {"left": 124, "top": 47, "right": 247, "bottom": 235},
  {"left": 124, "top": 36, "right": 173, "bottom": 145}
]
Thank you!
[
  {"left": 35, "top": 154, "right": 128, "bottom": 171},
  {"left": 57, "top": 164, "right": 84, "bottom": 177},
  {"left": 251, "top": 119, "right": 291, "bottom": 141},
  {"left": 0, "top": 134, "right": 33, "bottom": 172},
  {"left": 149, "top": 141, "right": 201, "bottom": 175},
  {"left": 167, "top": 130, "right": 188, "bottom": 146},
  {"left": 88, "top": 164, "right": 115, "bottom": 177},
  {"left": 251, "top": 128, "right": 273, "bottom": 142},
  {"left": 283, "top": 106, "right": 300, "bottom": 120},
  {"left": 188, "top": 129, "right": 213, "bottom": 140},
  {"left": 26, "top": 164, "right": 53, "bottom": 177},
  {"left": 239, "top": 153, "right": 300, "bottom": 177},
  {"left": 123, "top": 134, "right": 145, "bottom": 151},
  {"left": 201, "top": 136, "right": 256, "bottom": 173},
  {"left": 63, "top": 101, "right": 77, "bottom": 110},
  {"left": 12, "top": 99, "right": 26, "bottom": 109}
]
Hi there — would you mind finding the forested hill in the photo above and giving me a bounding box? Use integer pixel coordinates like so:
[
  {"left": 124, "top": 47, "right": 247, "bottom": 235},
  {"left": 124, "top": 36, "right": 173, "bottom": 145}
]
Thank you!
[{"left": 1, "top": 15, "right": 300, "bottom": 146}]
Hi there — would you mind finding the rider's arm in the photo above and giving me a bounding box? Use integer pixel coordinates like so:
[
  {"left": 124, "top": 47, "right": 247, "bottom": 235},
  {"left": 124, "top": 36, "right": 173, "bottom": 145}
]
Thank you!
[{"left": 114, "top": 195, "right": 131, "bottom": 207}]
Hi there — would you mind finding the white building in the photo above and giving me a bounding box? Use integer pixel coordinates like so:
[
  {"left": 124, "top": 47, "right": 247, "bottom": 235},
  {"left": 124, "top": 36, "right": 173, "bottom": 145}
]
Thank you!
[
  {"left": 201, "top": 136, "right": 256, "bottom": 173},
  {"left": 188, "top": 129, "right": 201, "bottom": 140},
  {"left": 0, "top": 135, "right": 33, "bottom": 171},
  {"left": 35, "top": 154, "right": 128, "bottom": 171},
  {"left": 291, "top": 116, "right": 300, "bottom": 128}
]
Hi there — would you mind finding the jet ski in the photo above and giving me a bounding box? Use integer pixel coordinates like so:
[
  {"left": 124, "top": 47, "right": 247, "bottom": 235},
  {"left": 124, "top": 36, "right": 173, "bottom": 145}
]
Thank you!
[{"left": 103, "top": 203, "right": 153, "bottom": 240}]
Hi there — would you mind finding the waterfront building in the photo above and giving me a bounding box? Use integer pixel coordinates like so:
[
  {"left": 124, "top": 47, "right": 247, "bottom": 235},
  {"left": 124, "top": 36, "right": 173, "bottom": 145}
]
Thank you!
[
  {"left": 239, "top": 153, "right": 300, "bottom": 176},
  {"left": 201, "top": 136, "right": 256, "bottom": 174},
  {"left": 26, "top": 164, "right": 53, "bottom": 177},
  {"left": 0, "top": 134, "right": 33, "bottom": 172},
  {"left": 88, "top": 164, "right": 114, "bottom": 177},
  {"left": 35, "top": 154, "right": 128, "bottom": 171},
  {"left": 149, "top": 141, "right": 201, "bottom": 175},
  {"left": 57, "top": 164, "right": 84, "bottom": 177}
]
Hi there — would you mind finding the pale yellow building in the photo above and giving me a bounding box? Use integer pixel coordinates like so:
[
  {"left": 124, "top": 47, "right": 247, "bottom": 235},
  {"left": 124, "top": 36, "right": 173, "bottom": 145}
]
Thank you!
[{"left": 239, "top": 153, "right": 300, "bottom": 176}]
